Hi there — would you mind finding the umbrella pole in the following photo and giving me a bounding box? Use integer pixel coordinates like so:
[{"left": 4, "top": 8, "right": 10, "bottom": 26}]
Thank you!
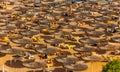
[
  {"left": 91, "top": 62, "right": 93, "bottom": 72},
  {"left": 2, "top": 64, "right": 5, "bottom": 72},
  {"left": 33, "top": 69, "right": 36, "bottom": 72},
  {"left": 10, "top": 57, "right": 12, "bottom": 65},
  {"left": 43, "top": 67, "right": 46, "bottom": 72},
  {"left": 65, "top": 68, "right": 67, "bottom": 72}
]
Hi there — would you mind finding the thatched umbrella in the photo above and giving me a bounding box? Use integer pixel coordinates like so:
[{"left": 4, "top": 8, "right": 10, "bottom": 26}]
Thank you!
[
  {"left": 44, "top": 38, "right": 64, "bottom": 46},
  {"left": 0, "top": 23, "right": 6, "bottom": 26},
  {"left": 81, "top": 54, "right": 105, "bottom": 72},
  {"left": 53, "top": 7, "right": 66, "bottom": 14},
  {"left": 0, "top": 32, "right": 7, "bottom": 38},
  {"left": 94, "top": 16, "right": 110, "bottom": 22},
  {"left": 65, "top": 55, "right": 78, "bottom": 64},
  {"left": 71, "top": 32, "right": 84, "bottom": 37},
  {"left": 13, "top": 20, "right": 26, "bottom": 28},
  {"left": 64, "top": 61, "right": 88, "bottom": 71},
  {"left": 86, "top": 30, "right": 104, "bottom": 37},
  {"left": 81, "top": 54, "right": 105, "bottom": 62},
  {"left": 0, "top": 46, "right": 23, "bottom": 54},
  {"left": 73, "top": 61, "right": 88, "bottom": 71},
  {"left": 36, "top": 46, "right": 58, "bottom": 55},
  {"left": 20, "top": 30, "right": 40, "bottom": 37},
  {"left": 10, "top": 37, "right": 32, "bottom": 45},
  {"left": 110, "top": 36, "right": 120, "bottom": 43},
  {"left": 90, "top": 22, "right": 108, "bottom": 29},
  {"left": 115, "top": 28, "right": 120, "bottom": 32},
  {"left": 45, "top": 46, "right": 58, "bottom": 55},
  {"left": 98, "top": 44, "right": 118, "bottom": 51},
  {"left": 60, "top": 31, "right": 71, "bottom": 39},
  {"left": 30, "top": 25, "right": 41, "bottom": 30},
  {"left": 0, "top": 9, "right": 12, "bottom": 15},
  {"left": 34, "top": 44, "right": 47, "bottom": 49},
  {"left": 8, "top": 34, "right": 23, "bottom": 40},
  {"left": 41, "top": 35, "right": 54, "bottom": 40},
  {"left": 56, "top": 55, "right": 78, "bottom": 65},
  {"left": 5, "top": 25, "right": 16, "bottom": 30},
  {"left": 58, "top": 22, "right": 69, "bottom": 28},
  {"left": 0, "top": 43, "right": 11, "bottom": 53},
  {"left": 105, "top": 24, "right": 118, "bottom": 33},
  {"left": 74, "top": 45, "right": 96, "bottom": 53},
  {"left": 55, "top": 55, "right": 67, "bottom": 64},
  {"left": 23, "top": 60, "right": 46, "bottom": 69},
  {"left": 79, "top": 38, "right": 99, "bottom": 46}
]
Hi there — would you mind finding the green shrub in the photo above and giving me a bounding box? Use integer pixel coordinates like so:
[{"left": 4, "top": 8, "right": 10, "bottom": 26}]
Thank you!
[{"left": 102, "top": 59, "right": 120, "bottom": 72}]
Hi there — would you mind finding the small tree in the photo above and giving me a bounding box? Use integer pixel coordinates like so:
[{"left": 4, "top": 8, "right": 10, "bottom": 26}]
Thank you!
[{"left": 102, "top": 59, "right": 120, "bottom": 72}]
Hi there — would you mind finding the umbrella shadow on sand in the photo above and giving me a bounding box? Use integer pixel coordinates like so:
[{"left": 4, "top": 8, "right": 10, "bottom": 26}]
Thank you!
[
  {"left": 5, "top": 60, "right": 24, "bottom": 68},
  {"left": 0, "top": 52, "right": 6, "bottom": 57}
]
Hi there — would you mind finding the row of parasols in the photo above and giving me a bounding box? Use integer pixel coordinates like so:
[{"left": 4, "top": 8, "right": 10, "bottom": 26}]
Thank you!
[{"left": 0, "top": 0, "right": 120, "bottom": 72}]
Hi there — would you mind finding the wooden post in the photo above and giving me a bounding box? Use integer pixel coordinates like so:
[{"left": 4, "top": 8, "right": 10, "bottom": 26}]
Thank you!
[{"left": 2, "top": 64, "right": 5, "bottom": 72}]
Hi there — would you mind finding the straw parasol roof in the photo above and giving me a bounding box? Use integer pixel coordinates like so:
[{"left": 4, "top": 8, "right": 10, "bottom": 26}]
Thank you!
[
  {"left": 80, "top": 38, "right": 99, "bottom": 45},
  {"left": 74, "top": 45, "right": 96, "bottom": 52},
  {"left": 20, "top": 30, "right": 40, "bottom": 37},
  {"left": 10, "top": 37, "right": 32, "bottom": 45},
  {"left": 66, "top": 55, "right": 78, "bottom": 64},
  {"left": 45, "top": 46, "right": 58, "bottom": 54},
  {"left": 86, "top": 30, "right": 104, "bottom": 37},
  {"left": 23, "top": 60, "right": 46, "bottom": 69},
  {"left": 0, "top": 33, "right": 7, "bottom": 38},
  {"left": 98, "top": 44, "right": 118, "bottom": 51},
  {"left": 81, "top": 54, "right": 105, "bottom": 62},
  {"left": 5, "top": 25, "right": 16, "bottom": 30},
  {"left": 44, "top": 38, "right": 64, "bottom": 46},
  {"left": 110, "top": 36, "right": 120, "bottom": 43},
  {"left": 56, "top": 55, "right": 78, "bottom": 65},
  {"left": 36, "top": 46, "right": 58, "bottom": 55},
  {"left": 0, "top": 46, "right": 23, "bottom": 54},
  {"left": 65, "top": 61, "right": 88, "bottom": 71}
]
